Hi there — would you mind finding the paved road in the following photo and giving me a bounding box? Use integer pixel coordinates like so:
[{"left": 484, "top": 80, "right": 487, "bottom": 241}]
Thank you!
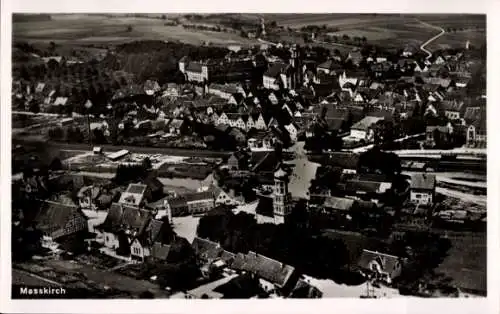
[{"left": 416, "top": 19, "right": 446, "bottom": 59}]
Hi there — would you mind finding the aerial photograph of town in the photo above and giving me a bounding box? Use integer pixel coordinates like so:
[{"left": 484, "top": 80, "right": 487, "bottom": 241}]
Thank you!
[{"left": 10, "top": 13, "right": 486, "bottom": 299}]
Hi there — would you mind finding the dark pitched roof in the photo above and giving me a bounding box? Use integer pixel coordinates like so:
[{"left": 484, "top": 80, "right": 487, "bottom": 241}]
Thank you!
[
  {"left": 35, "top": 201, "right": 87, "bottom": 236},
  {"left": 264, "top": 62, "right": 291, "bottom": 78},
  {"left": 314, "top": 106, "right": 350, "bottom": 120},
  {"left": 317, "top": 59, "right": 342, "bottom": 71},
  {"left": 316, "top": 152, "right": 360, "bottom": 170},
  {"left": 151, "top": 242, "right": 171, "bottom": 261},
  {"left": 410, "top": 173, "right": 436, "bottom": 190},
  {"left": 251, "top": 151, "right": 279, "bottom": 173},
  {"left": 144, "top": 176, "right": 164, "bottom": 192},
  {"left": 351, "top": 116, "right": 384, "bottom": 131},
  {"left": 343, "top": 180, "right": 383, "bottom": 194},
  {"left": 230, "top": 93, "right": 245, "bottom": 104},
  {"left": 220, "top": 250, "right": 236, "bottom": 267},
  {"left": 324, "top": 118, "right": 345, "bottom": 131},
  {"left": 255, "top": 195, "right": 274, "bottom": 217},
  {"left": 365, "top": 109, "right": 395, "bottom": 120},
  {"left": 186, "top": 62, "right": 203, "bottom": 73},
  {"left": 231, "top": 251, "right": 295, "bottom": 288},
  {"left": 137, "top": 218, "right": 166, "bottom": 246},
  {"left": 165, "top": 196, "right": 188, "bottom": 208},
  {"left": 126, "top": 184, "right": 147, "bottom": 194},
  {"left": 168, "top": 119, "right": 184, "bottom": 129},
  {"left": 98, "top": 203, "right": 152, "bottom": 233},
  {"left": 122, "top": 205, "right": 152, "bottom": 231},
  {"left": 192, "top": 237, "right": 223, "bottom": 261},
  {"left": 290, "top": 279, "right": 323, "bottom": 298}
]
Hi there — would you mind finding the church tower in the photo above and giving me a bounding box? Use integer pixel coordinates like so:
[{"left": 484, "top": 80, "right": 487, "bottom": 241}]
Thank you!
[
  {"left": 260, "top": 18, "right": 266, "bottom": 38},
  {"left": 273, "top": 164, "right": 292, "bottom": 225},
  {"left": 289, "top": 44, "right": 302, "bottom": 89}
]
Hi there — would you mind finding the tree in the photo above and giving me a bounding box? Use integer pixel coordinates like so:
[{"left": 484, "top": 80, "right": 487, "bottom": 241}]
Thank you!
[
  {"left": 357, "top": 147, "right": 401, "bottom": 176},
  {"left": 342, "top": 34, "right": 350, "bottom": 40},
  {"left": 270, "top": 20, "right": 277, "bottom": 28},
  {"left": 392, "top": 231, "right": 452, "bottom": 288},
  {"left": 47, "top": 59, "right": 59, "bottom": 71},
  {"left": 48, "top": 127, "right": 64, "bottom": 140},
  {"left": 156, "top": 261, "right": 200, "bottom": 290},
  {"left": 49, "top": 41, "right": 56, "bottom": 52},
  {"left": 114, "top": 164, "right": 149, "bottom": 184},
  {"left": 302, "top": 33, "right": 310, "bottom": 43},
  {"left": 28, "top": 100, "right": 40, "bottom": 113},
  {"left": 286, "top": 199, "right": 310, "bottom": 232},
  {"left": 161, "top": 14, "right": 167, "bottom": 20},
  {"left": 49, "top": 157, "right": 62, "bottom": 171},
  {"left": 126, "top": 25, "right": 133, "bottom": 32},
  {"left": 92, "top": 128, "right": 107, "bottom": 144},
  {"left": 373, "top": 120, "right": 395, "bottom": 145},
  {"left": 12, "top": 224, "right": 42, "bottom": 262},
  {"left": 116, "top": 231, "right": 131, "bottom": 256},
  {"left": 142, "top": 157, "right": 152, "bottom": 170},
  {"left": 66, "top": 126, "right": 85, "bottom": 143},
  {"left": 139, "top": 291, "right": 154, "bottom": 298}
]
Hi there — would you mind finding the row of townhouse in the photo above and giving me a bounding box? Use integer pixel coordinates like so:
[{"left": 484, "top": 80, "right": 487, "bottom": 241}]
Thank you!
[{"left": 215, "top": 112, "right": 269, "bottom": 131}]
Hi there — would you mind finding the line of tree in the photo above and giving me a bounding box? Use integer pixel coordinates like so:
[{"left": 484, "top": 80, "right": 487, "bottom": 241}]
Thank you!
[
  {"left": 182, "top": 23, "right": 231, "bottom": 33},
  {"left": 196, "top": 204, "right": 365, "bottom": 284}
]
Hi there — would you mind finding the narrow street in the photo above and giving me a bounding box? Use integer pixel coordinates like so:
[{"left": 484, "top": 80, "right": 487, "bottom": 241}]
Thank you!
[{"left": 415, "top": 19, "right": 446, "bottom": 59}]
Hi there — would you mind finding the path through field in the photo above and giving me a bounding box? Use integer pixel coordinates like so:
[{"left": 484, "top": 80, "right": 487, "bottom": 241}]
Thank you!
[{"left": 416, "top": 19, "right": 446, "bottom": 59}]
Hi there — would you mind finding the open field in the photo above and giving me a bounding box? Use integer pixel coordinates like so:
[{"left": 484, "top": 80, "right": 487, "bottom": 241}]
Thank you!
[
  {"left": 426, "top": 30, "right": 486, "bottom": 50},
  {"left": 13, "top": 14, "right": 259, "bottom": 47},
  {"left": 260, "top": 14, "right": 410, "bottom": 28},
  {"left": 13, "top": 14, "right": 485, "bottom": 53},
  {"left": 259, "top": 13, "right": 485, "bottom": 29},
  {"left": 415, "top": 14, "right": 486, "bottom": 30},
  {"left": 435, "top": 231, "right": 486, "bottom": 295},
  {"left": 264, "top": 14, "right": 484, "bottom": 50}
]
